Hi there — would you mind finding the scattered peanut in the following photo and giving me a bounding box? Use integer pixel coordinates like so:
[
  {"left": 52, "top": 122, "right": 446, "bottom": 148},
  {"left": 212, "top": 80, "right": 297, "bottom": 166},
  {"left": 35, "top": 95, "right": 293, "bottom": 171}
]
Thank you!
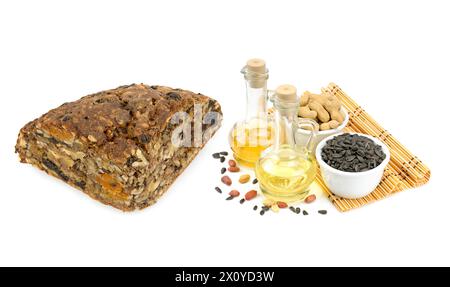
[
  {"left": 229, "top": 190, "right": 240, "bottom": 197},
  {"left": 304, "top": 194, "right": 316, "bottom": 204},
  {"left": 221, "top": 175, "right": 232, "bottom": 186},
  {"left": 228, "top": 166, "right": 240, "bottom": 172},
  {"left": 239, "top": 174, "right": 250, "bottom": 184},
  {"left": 277, "top": 201, "right": 288, "bottom": 208},
  {"left": 228, "top": 159, "right": 237, "bottom": 167},
  {"left": 245, "top": 190, "right": 257, "bottom": 201}
]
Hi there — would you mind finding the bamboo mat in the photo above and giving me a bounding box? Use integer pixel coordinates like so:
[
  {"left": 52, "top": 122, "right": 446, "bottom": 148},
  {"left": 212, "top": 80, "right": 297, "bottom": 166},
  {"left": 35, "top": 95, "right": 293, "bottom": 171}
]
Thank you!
[{"left": 315, "top": 83, "right": 431, "bottom": 212}]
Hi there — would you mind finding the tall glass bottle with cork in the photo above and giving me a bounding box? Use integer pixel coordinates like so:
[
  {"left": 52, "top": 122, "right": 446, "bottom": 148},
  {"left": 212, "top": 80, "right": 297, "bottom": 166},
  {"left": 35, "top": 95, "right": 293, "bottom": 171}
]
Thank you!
[
  {"left": 255, "top": 85, "right": 318, "bottom": 202},
  {"left": 229, "top": 59, "right": 273, "bottom": 168}
]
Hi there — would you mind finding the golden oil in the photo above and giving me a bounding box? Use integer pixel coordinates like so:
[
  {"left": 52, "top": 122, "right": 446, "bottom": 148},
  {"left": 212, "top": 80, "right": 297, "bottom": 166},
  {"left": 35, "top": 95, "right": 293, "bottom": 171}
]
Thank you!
[
  {"left": 255, "top": 145, "right": 316, "bottom": 202},
  {"left": 255, "top": 84, "right": 318, "bottom": 202},
  {"left": 230, "top": 119, "right": 273, "bottom": 168},
  {"left": 228, "top": 58, "right": 272, "bottom": 168}
]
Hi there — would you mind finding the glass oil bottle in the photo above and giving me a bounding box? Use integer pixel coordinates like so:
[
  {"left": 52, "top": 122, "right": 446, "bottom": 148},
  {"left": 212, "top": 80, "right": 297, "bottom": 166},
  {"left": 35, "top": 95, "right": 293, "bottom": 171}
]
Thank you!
[
  {"left": 255, "top": 85, "right": 318, "bottom": 202},
  {"left": 229, "top": 59, "right": 273, "bottom": 168}
]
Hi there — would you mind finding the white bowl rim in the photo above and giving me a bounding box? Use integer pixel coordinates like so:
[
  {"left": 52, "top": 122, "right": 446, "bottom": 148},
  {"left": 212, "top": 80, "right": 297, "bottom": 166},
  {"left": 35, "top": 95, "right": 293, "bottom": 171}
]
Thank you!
[
  {"left": 296, "top": 107, "right": 349, "bottom": 135},
  {"left": 315, "top": 132, "right": 391, "bottom": 177}
]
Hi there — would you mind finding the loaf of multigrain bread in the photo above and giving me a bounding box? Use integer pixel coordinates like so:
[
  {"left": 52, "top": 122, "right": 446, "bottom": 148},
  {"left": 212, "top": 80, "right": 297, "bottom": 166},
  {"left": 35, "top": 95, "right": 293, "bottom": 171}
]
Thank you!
[{"left": 16, "top": 84, "right": 222, "bottom": 211}]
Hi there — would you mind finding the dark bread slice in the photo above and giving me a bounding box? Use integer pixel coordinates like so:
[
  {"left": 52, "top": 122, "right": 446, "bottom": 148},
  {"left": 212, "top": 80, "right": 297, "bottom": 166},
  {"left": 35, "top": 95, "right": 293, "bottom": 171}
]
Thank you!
[{"left": 16, "top": 84, "right": 222, "bottom": 211}]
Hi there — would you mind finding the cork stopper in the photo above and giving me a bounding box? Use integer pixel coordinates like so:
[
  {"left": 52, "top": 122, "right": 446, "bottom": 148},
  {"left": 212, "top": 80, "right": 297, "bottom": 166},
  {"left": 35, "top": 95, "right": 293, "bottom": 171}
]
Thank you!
[
  {"left": 275, "top": 84, "right": 298, "bottom": 103},
  {"left": 246, "top": 58, "right": 266, "bottom": 74},
  {"left": 244, "top": 58, "right": 268, "bottom": 88}
]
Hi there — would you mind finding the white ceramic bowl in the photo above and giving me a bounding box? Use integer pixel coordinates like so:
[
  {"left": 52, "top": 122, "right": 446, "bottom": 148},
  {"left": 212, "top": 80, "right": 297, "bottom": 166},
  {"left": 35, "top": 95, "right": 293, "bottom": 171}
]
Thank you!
[
  {"left": 315, "top": 133, "right": 391, "bottom": 199},
  {"left": 295, "top": 107, "right": 349, "bottom": 153}
]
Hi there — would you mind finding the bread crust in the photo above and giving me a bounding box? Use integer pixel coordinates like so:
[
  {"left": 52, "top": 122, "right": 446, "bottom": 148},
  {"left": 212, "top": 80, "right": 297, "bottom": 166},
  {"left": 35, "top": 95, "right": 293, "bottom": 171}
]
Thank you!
[{"left": 16, "top": 84, "right": 222, "bottom": 211}]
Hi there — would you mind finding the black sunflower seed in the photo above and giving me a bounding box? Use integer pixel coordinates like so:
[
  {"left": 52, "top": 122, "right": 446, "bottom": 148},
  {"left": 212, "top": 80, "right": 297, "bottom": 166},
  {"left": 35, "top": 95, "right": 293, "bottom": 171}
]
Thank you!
[
  {"left": 320, "top": 133, "right": 386, "bottom": 173},
  {"left": 345, "top": 155, "right": 355, "bottom": 162}
]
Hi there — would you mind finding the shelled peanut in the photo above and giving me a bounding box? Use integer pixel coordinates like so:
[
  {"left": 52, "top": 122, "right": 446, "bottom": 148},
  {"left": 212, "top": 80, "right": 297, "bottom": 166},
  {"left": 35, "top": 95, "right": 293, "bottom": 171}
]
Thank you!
[{"left": 298, "top": 91, "right": 344, "bottom": 131}]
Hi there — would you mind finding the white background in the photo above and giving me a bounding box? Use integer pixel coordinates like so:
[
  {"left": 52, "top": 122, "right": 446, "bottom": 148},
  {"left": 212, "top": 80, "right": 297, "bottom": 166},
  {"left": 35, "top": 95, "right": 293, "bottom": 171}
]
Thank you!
[{"left": 0, "top": 0, "right": 448, "bottom": 267}]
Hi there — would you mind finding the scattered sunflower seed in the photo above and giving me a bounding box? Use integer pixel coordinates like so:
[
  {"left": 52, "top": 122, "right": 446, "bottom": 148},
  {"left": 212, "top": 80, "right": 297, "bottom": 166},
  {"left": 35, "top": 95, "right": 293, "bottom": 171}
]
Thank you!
[
  {"left": 239, "top": 198, "right": 245, "bottom": 204},
  {"left": 318, "top": 210, "right": 327, "bottom": 215},
  {"left": 220, "top": 167, "right": 226, "bottom": 174},
  {"left": 252, "top": 178, "right": 258, "bottom": 184},
  {"left": 225, "top": 196, "right": 234, "bottom": 200},
  {"left": 215, "top": 187, "right": 222, "bottom": 193},
  {"left": 219, "top": 151, "right": 228, "bottom": 156},
  {"left": 212, "top": 153, "right": 221, "bottom": 159},
  {"left": 260, "top": 210, "right": 265, "bottom": 216},
  {"left": 220, "top": 156, "right": 226, "bottom": 163},
  {"left": 303, "top": 210, "right": 308, "bottom": 215},
  {"left": 295, "top": 207, "right": 301, "bottom": 214},
  {"left": 253, "top": 205, "right": 258, "bottom": 211}
]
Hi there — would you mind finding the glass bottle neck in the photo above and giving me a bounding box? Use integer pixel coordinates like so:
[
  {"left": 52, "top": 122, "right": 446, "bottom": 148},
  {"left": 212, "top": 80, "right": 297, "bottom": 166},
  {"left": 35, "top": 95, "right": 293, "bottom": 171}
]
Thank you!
[
  {"left": 244, "top": 74, "right": 268, "bottom": 121},
  {"left": 273, "top": 102, "right": 298, "bottom": 150}
]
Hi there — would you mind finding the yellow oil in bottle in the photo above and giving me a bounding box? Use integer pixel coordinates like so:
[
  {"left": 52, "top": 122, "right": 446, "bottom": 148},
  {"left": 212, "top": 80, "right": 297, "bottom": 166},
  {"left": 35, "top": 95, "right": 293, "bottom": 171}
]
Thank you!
[
  {"left": 230, "top": 119, "right": 273, "bottom": 168},
  {"left": 255, "top": 145, "right": 317, "bottom": 202},
  {"left": 229, "top": 58, "right": 272, "bottom": 168},
  {"left": 255, "top": 84, "right": 318, "bottom": 203}
]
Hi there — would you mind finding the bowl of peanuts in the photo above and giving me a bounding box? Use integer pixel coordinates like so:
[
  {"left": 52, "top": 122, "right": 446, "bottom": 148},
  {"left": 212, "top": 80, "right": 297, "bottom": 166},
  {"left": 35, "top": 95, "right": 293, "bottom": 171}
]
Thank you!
[{"left": 295, "top": 91, "right": 349, "bottom": 152}]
